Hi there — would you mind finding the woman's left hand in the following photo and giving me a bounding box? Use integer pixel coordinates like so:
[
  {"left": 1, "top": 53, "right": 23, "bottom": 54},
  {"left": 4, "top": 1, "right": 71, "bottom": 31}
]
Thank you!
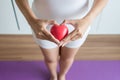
[{"left": 59, "top": 18, "right": 91, "bottom": 47}]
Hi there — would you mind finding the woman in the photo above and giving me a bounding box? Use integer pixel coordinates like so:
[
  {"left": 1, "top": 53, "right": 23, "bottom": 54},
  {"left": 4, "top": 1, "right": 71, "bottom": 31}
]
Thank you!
[{"left": 15, "top": 0, "right": 109, "bottom": 80}]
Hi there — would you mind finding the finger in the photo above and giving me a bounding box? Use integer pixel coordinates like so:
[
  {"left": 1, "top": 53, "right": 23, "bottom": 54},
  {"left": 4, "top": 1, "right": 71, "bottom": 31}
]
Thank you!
[
  {"left": 59, "top": 38, "right": 71, "bottom": 47},
  {"left": 61, "top": 29, "right": 76, "bottom": 42},
  {"left": 60, "top": 30, "right": 80, "bottom": 46},
  {"left": 36, "top": 33, "right": 48, "bottom": 40},
  {"left": 72, "top": 31, "right": 83, "bottom": 40},
  {"left": 61, "top": 19, "right": 75, "bottom": 25},
  {"left": 59, "top": 41, "right": 64, "bottom": 47},
  {"left": 37, "top": 27, "right": 49, "bottom": 39},
  {"left": 60, "top": 36, "right": 71, "bottom": 46},
  {"left": 61, "top": 20, "right": 67, "bottom": 24},
  {"left": 50, "top": 34, "right": 60, "bottom": 45},
  {"left": 61, "top": 34, "right": 82, "bottom": 47},
  {"left": 43, "top": 32, "right": 60, "bottom": 45},
  {"left": 36, "top": 31, "right": 49, "bottom": 39},
  {"left": 61, "top": 20, "right": 78, "bottom": 30},
  {"left": 48, "top": 19, "right": 58, "bottom": 25},
  {"left": 71, "top": 35, "right": 81, "bottom": 41},
  {"left": 42, "top": 29, "right": 60, "bottom": 45},
  {"left": 62, "top": 40, "right": 71, "bottom": 47},
  {"left": 58, "top": 27, "right": 76, "bottom": 47}
]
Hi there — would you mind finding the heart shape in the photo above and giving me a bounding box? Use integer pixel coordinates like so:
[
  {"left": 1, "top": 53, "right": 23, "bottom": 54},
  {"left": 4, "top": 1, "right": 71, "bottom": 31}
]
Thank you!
[{"left": 50, "top": 24, "right": 68, "bottom": 41}]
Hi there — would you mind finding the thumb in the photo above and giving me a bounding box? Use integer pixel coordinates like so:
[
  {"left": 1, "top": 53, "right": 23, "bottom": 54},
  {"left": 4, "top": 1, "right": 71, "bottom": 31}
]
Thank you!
[
  {"left": 61, "top": 20, "right": 68, "bottom": 25},
  {"left": 48, "top": 19, "right": 58, "bottom": 25},
  {"left": 61, "top": 19, "right": 75, "bottom": 26}
]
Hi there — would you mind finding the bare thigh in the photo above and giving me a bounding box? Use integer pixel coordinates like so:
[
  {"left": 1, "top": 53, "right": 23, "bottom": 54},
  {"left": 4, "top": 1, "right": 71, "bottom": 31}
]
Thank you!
[
  {"left": 60, "top": 46, "right": 80, "bottom": 60},
  {"left": 39, "top": 46, "right": 60, "bottom": 62}
]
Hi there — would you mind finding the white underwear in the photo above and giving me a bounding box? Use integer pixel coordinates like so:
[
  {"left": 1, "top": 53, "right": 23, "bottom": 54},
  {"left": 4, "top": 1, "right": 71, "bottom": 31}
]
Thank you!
[{"left": 32, "top": 24, "right": 91, "bottom": 49}]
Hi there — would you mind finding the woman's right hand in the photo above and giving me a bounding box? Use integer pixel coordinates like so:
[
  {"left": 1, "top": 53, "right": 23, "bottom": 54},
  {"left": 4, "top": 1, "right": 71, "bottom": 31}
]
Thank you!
[
  {"left": 28, "top": 18, "right": 60, "bottom": 45},
  {"left": 15, "top": 0, "right": 60, "bottom": 46}
]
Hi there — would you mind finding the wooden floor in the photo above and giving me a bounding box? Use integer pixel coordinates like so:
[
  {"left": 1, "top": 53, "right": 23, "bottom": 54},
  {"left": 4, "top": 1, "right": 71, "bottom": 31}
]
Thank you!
[{"left": 0, "top": 35, "right": 120, "bottom": 60}]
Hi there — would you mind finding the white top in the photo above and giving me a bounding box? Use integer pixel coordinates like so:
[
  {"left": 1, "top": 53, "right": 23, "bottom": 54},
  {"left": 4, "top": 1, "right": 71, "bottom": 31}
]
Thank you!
[{"left": 32, "top": 0, "right": 94, "bottom": 22}]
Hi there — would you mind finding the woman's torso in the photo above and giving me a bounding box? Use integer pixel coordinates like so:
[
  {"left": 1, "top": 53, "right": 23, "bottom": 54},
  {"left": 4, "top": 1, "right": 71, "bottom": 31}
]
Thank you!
[{"left": 32, "top": 0, "right": 94, "bottom": 21}]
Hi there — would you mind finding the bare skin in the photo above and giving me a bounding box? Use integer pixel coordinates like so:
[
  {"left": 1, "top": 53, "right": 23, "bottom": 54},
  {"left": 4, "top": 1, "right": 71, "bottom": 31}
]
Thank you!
[
  {"left": 39, "top": 47, "right": 59, "bottom": 80},
  {"left": 58, "top": 46, "right": 80, "bottom": 80},
  {"left": 39, "top": 46, "right": 80, "bottom": 80},
  {"left": 15, "top": 0, "right": 109, "bottom": 80}
]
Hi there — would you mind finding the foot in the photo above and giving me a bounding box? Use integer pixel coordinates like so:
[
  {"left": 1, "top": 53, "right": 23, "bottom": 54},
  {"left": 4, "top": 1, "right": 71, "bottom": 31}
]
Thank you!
[
  {"left": 58, "top": 75, "right": 66, "bottom": 80},
  {"left": 50, "top": 76, "right": 57, "bottom": 80}
]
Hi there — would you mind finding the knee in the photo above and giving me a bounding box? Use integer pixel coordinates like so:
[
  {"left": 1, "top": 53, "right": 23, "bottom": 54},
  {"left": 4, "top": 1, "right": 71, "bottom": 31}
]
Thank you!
[
  {"left": 44, "top": 58, "right": 58, "bottom": 63},
  {"left": 60, "top": 57, "right": 74, "bottom": 62}
]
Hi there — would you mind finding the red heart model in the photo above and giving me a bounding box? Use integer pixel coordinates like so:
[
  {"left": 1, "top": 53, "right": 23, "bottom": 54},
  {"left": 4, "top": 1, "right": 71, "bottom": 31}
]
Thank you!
[{"left": 50, "top": 24, "right": 68, "bottom": 41}]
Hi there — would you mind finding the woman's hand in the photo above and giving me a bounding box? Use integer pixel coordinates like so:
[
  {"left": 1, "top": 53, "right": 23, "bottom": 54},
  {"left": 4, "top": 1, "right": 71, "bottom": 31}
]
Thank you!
[
  {"left": 28, "top": 18, "right": 60, "bottom": 45},
  {"left": 59, "top": 18, "right": 91, "bottom": 47}
]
